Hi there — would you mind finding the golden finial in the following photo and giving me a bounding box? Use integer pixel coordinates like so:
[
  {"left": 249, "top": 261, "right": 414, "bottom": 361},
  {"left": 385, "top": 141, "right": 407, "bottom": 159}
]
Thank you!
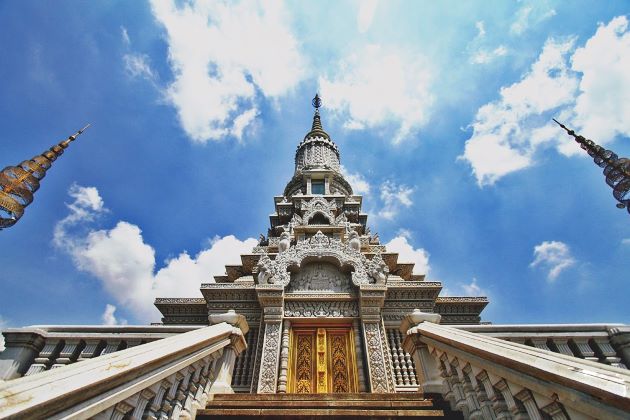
[{"left": 0, "top": 124, "right": 90, "bottom": 229}]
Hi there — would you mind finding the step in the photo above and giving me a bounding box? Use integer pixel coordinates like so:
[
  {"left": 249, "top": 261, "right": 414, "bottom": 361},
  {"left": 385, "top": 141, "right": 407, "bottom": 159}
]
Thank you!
[
  {"left": 198, "top": 408, "right": 444, "bottom": 418},
  {"left": 208, "top": 399, "right": 434, "bottom": 408},
  {"left": 211, "top": 392, "right": 429, "bottom": 401},
  {"left": 198, "top": 393, "right": 446, "bottom": 419}
]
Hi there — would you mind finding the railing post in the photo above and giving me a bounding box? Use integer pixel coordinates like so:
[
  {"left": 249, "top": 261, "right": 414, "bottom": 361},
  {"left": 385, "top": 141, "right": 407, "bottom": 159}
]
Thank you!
[
  {"left": 400, "top": 309, "right": 442, "bottom": 393},
  {"left": 609, "top": 326, "right": 630, "bottom": 368},
  {"left": 208, "top": 309, "right": 249, "bottom": 394}
]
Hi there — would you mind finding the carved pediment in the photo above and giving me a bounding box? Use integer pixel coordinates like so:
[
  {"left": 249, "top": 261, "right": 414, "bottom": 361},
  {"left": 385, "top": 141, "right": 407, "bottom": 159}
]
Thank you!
[{"left": 287, "top": 262, "right": 352, "bottom": 293}]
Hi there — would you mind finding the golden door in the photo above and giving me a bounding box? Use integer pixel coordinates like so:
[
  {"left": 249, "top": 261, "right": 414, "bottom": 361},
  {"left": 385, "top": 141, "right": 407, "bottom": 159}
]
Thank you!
[{"left": 287, "top": 326, "right": 359, "bottom": 393}]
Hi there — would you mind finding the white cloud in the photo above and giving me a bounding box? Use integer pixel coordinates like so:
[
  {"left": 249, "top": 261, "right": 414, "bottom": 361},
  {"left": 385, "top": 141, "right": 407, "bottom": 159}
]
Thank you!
[
  {"left": 102, "top": 304, "right": 126, "bottom": 326},
  {"left": 357, "top": 0, "right": 378, "bottom": 33},
  {"left": 621, "top": 238, "right": 630, "bottom": 246},
  {"left": 150, "top": 0, "right": 305, "bottom": 143},
  {"left": 510, "top": 4, "right": 556, "bottom": 35},
  {"left": 121, "top": 26, "right": 130, "bottom": 45},
  {"left": 462, "top": 16, "right": 630, "bottom": 186},
  {"left": 53, "top": 184, "right": 107, "bottom": 250},
  {"left": 378, "top": 180, "right": 414, "bottom": 220},
  {"left": 468, "top": 21, "right": 507, "bottom": 65},
  {"left": 570, "top": 16, "right": 630, "bottom": 145},
  {"left": 475, "top": 21, "right": 486, "bottom": 38},
  {"left": 471, "top": 45, "right": 508, "bottom": 65},
  {"left": 0, "top": 315, "right": 7, "bottom": 351},
  {"left": 460, "top": 278, "right": 484, "bottom": 295},
  {"left": 460, "top": 38, "right": 578, "bottom": 186},
  {"left": 123, "top": 53, "right": 157, "bottom": 82},
  {"left": 341, "top": 165, "right": 371, "bottom": 195},
  {"left": 385, "top": 235, "right": 430, "bottom": 275},
  {"left": 530, "top": 240, "right": 576, "bottom": 281},
  {"left": 319, "top": 44, "right": 433, "bottom": 143},
  {"left": 54, "top": 185, "right": 257, "bottom": 322}
]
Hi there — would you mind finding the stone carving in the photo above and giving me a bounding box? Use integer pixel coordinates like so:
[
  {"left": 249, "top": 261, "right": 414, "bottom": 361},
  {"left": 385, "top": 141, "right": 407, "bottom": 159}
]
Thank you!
[
  {"left": 257, "top": 322, "right": 282, "bottom": 393},
  {"left": 348, "top": 230, "right": 361, "bottom": 251},
  {"left": 284, "top": 301, "right": 358, "bottom": 317},
  {"left": 279, "top": 232, "right": 291, "bottom": 253},
  {"left": 255, "top": 231, "right": 388, "bottom": 287},
  {"left": 363, "top": 322, "right": 391, "bottom": 393},
  {"left": 287, "top": 263, "right": 352, "bottom": 293},
  {"left": 301, "top": 197, "right": 336, "bottom": 225}
]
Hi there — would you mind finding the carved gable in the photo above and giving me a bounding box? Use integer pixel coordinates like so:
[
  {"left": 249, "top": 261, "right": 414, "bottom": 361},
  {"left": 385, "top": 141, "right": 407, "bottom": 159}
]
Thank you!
[{"left": 287, "top": 262, "right": 352, "bottom": 293}]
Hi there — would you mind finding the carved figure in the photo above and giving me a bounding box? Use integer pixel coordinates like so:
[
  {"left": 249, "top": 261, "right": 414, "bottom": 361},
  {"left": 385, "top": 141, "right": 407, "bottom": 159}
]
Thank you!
[
  {"left": 279, "top": 232, "right": 290, "bottom": 253},
  {"left": 348, "top": 230, "right": 361, "bottom": 251}
]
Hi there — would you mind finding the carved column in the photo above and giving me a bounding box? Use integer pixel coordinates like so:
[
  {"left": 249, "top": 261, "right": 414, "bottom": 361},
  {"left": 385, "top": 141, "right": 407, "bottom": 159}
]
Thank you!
[
  {"left": 277, "top": 320, "right": 291, "bottom": 393},
  {"left": 51, "top": 339, "right": 84, "bottom": 369},
  {"left": 256, "top": 285, "right": 284, "bottom": 394},
  {"left": 24, "top": 339, "right": 64, "bottom": 376},
  {"left": 359, "top": 284, "right": 394, "bottom": 393}
]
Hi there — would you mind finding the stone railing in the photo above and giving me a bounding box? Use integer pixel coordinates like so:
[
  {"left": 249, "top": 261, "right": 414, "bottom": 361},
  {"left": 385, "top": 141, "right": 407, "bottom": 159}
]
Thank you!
[
  {"left": 401, "top": 312, "right": 630, "bottom": 420},
  {"left": 0, "top": 325, "right": 200, "bottom": 380},
  {"left": 0, "top": 311, "right": 248, "bottom": 419},
  {"left": 457, "top": 323, "right": 629, "bottom": 370}
]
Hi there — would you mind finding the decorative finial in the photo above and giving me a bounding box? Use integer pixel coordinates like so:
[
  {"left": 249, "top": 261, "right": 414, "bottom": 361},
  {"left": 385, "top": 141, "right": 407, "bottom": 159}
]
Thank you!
[
  {"left": 554, "top": 119, "right": 630, "bottom": 213},
  {"left": 0, "top": 124, "right": 90, "bottom": 229},
  {"left": 312, "top": 93, "right": 322, "bottom": 110}
]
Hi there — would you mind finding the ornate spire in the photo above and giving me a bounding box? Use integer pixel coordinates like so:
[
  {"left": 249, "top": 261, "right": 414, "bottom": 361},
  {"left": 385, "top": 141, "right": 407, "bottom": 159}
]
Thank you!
[
  {"left": 0, "top": 124, "right": 90, "bottom": 229},
  {"left": 554, "top": 119, "right": 630, "bottom": 213},
  {"left": 305, "top": 93, "right": 329, "bottom": 140}
]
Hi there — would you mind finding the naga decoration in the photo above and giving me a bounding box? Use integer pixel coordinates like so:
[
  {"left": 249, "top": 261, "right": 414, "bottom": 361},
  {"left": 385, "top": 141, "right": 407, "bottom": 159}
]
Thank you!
[
  {"left": 0, "top": 124, "right": 90, "bottom": 229},
  {"left": 554, "top": 119, "right": 630, "bottom": 214}
]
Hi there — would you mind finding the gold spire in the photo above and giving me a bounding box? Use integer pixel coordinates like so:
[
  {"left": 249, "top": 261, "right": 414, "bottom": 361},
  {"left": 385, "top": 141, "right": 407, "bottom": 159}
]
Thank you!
[
  {"left": 554, "top": 119, "right": 630, "bottom": 213},
  {"left": 0, "top": 124, "right": 90, "bottom": 229}
]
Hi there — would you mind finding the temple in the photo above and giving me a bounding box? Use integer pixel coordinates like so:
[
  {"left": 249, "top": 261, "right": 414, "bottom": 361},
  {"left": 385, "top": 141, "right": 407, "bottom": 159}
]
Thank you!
[{"left": 1, "top": 97, "right": 629, "bottom": 419}]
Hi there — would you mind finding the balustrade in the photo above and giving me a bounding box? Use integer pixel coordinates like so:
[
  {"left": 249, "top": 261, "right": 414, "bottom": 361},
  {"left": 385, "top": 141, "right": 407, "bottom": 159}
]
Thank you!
[
  {"left": 0, "top": 311, "right": 248, "bottom": 419},
  {"left": 401, "top": 311, "right": 630, "bottom": 420}
]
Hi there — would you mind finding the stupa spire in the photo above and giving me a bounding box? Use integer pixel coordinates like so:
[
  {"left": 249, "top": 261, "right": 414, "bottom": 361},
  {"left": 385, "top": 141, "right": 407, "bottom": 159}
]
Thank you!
[
  {"left": 0, "top": 124, "right": 90, "bottom": 229},
  {"left": 304, "top": 93, "right": 329, "bottom": 140},
  {"left": 554, "top": 119, "right": 630, "bottom": 213}
]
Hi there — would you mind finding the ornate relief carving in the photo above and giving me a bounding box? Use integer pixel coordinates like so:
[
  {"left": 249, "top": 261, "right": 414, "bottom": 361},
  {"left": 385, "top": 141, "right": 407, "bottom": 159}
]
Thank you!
[
  {"left": 363, "top": 322, "right": 391, "bottom": 393},
  {"left": 295, "top": 334, "right": 313, "bottom": 393},
  {"left": 257, "top": 322, "right": 282, "bottom": 393},
  {"left": 287, "top": 263, "right": 351, "bottom": 293},
  {"left": 284, "top": 301, "right": 358, "bottom": 318},
  {"left": 256, "top": 231, "right": 388, "bottom": 287},
  {"left": 331, "top": 334, "right": 350, "bottom": 393}
]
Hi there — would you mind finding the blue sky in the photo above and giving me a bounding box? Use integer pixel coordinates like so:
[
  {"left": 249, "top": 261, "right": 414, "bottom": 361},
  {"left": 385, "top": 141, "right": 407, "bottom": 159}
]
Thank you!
[{"left": 0, "top": 1, "right": 629, "bottom": 331}]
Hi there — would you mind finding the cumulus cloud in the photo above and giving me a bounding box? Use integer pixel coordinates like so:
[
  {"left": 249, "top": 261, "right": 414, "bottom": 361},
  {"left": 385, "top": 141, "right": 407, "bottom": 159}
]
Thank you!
[
  {"left": 530, "top": 240, "right": 576, "bottom": 281},
  {"left": 341, "top": 165, "right": 371, "bottom": 195},
  {"left": 385, "top": 235, "right": 430, "bottom": 275},
  {"left": 319, "top": 44, "right": 433, "bottom": 143},
  {"left": 54, "top": 185, "right": 257, "bottom": 322},
  {"left": 510, "top": 4, "right": 556, "bottom": 35},
  {"left": 460, "top": 38, "right": 578, "bottom": 186},
  {"left": 378, "top": 180, "right": 414, "bottom": 220},
  {"left": 570, "top": 16, "right": 630, "bottom": 147},
  {"left": 357, "top": 0, "right": 378, "bottom": 33},
  {"left": 102, "top": 304, "right": 126, "bottom": 326},
  {"left": 149, "top": 0, "right": 305, "bottom": 143},
  {"left": 462, "top": 16, "right": 630, "bottom": 186}
]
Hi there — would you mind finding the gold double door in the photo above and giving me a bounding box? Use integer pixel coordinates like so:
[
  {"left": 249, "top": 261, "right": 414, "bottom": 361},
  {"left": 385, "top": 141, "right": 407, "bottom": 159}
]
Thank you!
[{"left": 287, "top": 325, "right": 359, "bottom": 394}]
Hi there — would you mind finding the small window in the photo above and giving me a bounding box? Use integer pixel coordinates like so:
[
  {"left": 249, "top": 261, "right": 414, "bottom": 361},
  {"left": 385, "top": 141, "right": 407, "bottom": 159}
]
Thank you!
[{"left": 311, "top": 180, "right": 325, "bottom": 195}]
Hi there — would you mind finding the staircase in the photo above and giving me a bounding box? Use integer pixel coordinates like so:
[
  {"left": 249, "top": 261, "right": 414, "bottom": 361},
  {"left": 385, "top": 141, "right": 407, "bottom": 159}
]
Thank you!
[{"left": 198, "top": 393, "right": 456, "bottom": 419}]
